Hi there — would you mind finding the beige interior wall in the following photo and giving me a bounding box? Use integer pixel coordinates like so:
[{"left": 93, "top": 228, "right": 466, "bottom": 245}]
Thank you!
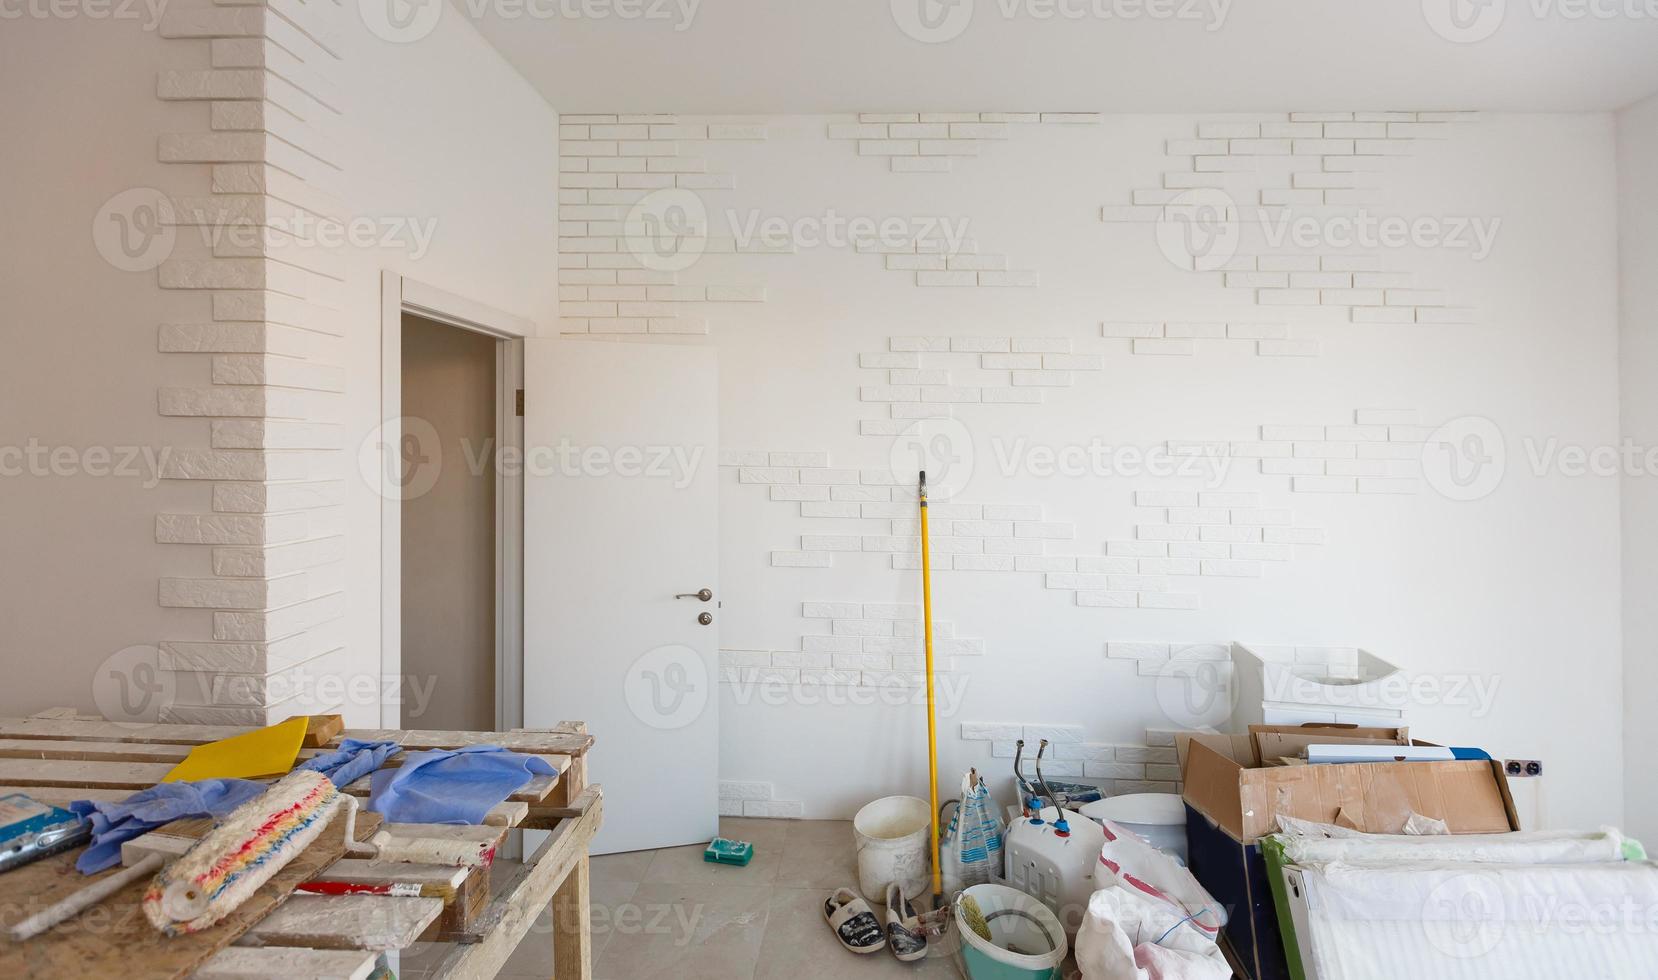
[{"left": 399, "top": 314, "right": 498, "bottom": 732}]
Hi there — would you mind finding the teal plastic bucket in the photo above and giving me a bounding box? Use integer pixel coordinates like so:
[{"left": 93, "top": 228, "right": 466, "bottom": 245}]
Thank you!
[{"left": 954, "top": 883, "right": 1067, "bottom": 980}]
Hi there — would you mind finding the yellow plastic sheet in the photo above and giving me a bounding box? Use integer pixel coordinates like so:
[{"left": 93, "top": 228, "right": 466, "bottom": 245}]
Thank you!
[{"left": 162, "top": 716, "right": 309, "bottom": 782}]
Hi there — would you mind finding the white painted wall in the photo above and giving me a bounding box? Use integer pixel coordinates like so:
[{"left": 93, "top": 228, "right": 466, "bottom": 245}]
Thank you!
[
  {"left": 555, "top": 113, "right": 1623, "bottom": 829},
  {"left": 319, "top": 15, "right": 559, "bottom": 726},
  {"left": 1619, "top": 91, "right": 1658, "bottom": 845}
]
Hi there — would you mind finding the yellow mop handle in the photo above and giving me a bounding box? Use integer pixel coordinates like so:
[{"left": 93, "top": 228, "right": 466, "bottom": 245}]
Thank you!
[{"left": 919, "top": 471, "right": 943, "bottom": 901}]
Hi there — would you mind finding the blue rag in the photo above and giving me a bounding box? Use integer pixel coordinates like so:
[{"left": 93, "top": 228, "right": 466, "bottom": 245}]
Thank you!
[
  {"left": 368, "top": 745, "right": 555, "bottom": 825},
  {"left": 296, "top": 738, "right": 402, "bottom": 788},
  {"left": 69, "top": 779, "right": 266, "bottom": 874}
]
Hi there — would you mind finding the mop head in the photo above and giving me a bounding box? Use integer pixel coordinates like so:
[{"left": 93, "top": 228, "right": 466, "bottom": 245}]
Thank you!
[{"left": 142, "top": 769, "right": 339, "bottom": 936}]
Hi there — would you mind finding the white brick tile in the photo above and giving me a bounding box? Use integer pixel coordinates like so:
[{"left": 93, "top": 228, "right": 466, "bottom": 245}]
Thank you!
[
  {"left": 1201, "top": 559, "right": 1262, "bottom": 577},
  {"left": 1169, "top": 542, "right": 1231, "bottom": 559},
  {"left": 1293, "top": 476, "right": 1359, "bottom": 493},
  {"left": 916, "top": 271, "right": 978, "bottom": 286},
  {"left": 892, "top": 336, "right": 952, "bottom": 352},
  {"left": 1200, "top": 525, "right": 1261, "bottom": 543},
  {"left": 1103, "top": 322, "right": 1163, "bottom": 338},
  {"left": 808, "top": 636, "right": 865, "bottom": 654},
  {"left": 1023, "top": 724, "right": 1085, "bottom": 744},
  {"left": 1138, "top": 524, "right": 1200, "bottom": 541},
  {"left": 770, "top": 486, "right": 830, "bottom": 501},
  {"left": 1108, "top": 540, "right": 1168, "bottom": 557},
  {"left": 1133, "top": 339, "right": 1194, "bottom": 356},
  {"left": 1261, "top": 459, "right": 1327, "bottom": 476},
  {"left": 1231, "top": 508, "right": 1293, "bottom": 526},
  {"left": 772, "top": 551, "right": 833, "bottom": 568},
  {"left": 1010, "top": 337, "right": 1072, "bottom": 353},
  {"left": 888, "top": 123, "right": 950, "bottom": 138},
  {"left": 983, "top": 504, "right": 1043, "bottom": 520},
  {"left": 955, "top": 555, "right": 1015, "bottom": 571},
  {"left": 1010, "top": 370, "right": 1072, "bottom": 386}
]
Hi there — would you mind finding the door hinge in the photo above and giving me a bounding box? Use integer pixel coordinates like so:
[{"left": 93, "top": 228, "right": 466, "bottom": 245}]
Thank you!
[{"left": 515, "top": 389, "right": 525, "bottom": 417}]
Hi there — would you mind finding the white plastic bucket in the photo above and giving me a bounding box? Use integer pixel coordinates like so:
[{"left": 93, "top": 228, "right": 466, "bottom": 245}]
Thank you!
[
  {"left": 1080, "top": 793, "right": 1187, "bottom": 861},
  {"left": 954, "top": 883, "right": 1067, "bottom": 980},
  {"left": 853, "top": 795, "right": 932, "bottom": 902}
]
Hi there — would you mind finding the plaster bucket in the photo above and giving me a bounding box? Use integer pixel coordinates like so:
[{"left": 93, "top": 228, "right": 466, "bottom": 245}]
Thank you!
[
  {"left": 954, "top": 883, "right": 1067, "bottom": 980},
  {"left": 853, "top": 795, "right": 932, "bottom": 902},
  {"left": 1080, "top": 792, "right": 1189, "bottom": 862}
]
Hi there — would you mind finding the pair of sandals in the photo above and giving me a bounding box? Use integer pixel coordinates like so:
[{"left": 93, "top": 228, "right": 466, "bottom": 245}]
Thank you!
[{"left": 823, "top": 883, "right": 928, "bottom": 962}]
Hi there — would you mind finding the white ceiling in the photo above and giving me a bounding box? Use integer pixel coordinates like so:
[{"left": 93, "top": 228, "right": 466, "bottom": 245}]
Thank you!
[{"left": 469, "top": 0, "right": 1658, "bottom": 115}]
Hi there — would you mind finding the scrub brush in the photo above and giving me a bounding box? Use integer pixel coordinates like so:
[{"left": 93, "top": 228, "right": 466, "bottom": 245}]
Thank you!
[{"left": 957, "top": 894, "right": 992, "bottom": 941}]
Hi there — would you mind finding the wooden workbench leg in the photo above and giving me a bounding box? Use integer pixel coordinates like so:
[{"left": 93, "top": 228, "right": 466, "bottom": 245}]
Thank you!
[{"left": 551, "top": 853, "right": 592, "bottom": 980}]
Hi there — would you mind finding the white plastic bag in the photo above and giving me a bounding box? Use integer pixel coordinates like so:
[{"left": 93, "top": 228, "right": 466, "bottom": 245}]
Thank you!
[
  {"left": 1075, "top": 819, "right": 1230, "bottom": 980},
  {"left": 940, "top": 769, "right": 1004, "bottom": 895}
]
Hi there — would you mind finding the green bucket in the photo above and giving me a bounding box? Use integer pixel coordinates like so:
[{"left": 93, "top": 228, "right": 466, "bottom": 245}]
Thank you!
[{"left": 954, "top": 884, "right": 1067, "bottom": 980}]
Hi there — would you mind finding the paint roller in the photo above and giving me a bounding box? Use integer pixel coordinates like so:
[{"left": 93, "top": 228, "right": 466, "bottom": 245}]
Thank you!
[{"left": 9, "top": 769, "right": 378, "bottom": 942}]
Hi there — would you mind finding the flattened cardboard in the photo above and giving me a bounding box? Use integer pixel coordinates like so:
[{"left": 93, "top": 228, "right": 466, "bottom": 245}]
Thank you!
[{"left": 1248, "top": 723, "right": 1409, "bottom": 767}]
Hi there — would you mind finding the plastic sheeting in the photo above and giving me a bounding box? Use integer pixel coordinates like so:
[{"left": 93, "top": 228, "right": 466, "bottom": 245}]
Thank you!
[
  {"left": 1296, "top": 861, "right": 1658, "bottom": 980},
  {"left": 1277, "top": 818, "right": 1633, "bottom": 868}
]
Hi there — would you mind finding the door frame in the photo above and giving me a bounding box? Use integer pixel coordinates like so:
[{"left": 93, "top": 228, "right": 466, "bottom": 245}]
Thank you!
[{"left": 378, "top": 271, "right": 533, "bottom": 731}]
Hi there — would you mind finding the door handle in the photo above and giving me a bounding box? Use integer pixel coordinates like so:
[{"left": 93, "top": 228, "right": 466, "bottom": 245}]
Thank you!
[{"left": 675, "top": 589, "right": 713, "bottom": 602}]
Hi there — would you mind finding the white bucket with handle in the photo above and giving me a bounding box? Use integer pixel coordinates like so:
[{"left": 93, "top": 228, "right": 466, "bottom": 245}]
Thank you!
[{"left": 853, "top": 795, "right": 932, "bottom": 902}]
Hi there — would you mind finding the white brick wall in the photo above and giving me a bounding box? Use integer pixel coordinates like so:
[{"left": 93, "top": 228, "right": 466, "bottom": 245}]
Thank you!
[
  {"left": 557, "top": 115, "right": 773, "bottom": 335},
  {"left": 1101, "top": 111, "right": 1478, "bottom": 326},
  {"left": 154, "top": 9, "right": 347, "bottom": 722},
  {"left": 958, "top": 721, "right": 1185, "bottom": 796},
  {"left": 826, "top": 111, "right": 1100, "bottom": 173}
]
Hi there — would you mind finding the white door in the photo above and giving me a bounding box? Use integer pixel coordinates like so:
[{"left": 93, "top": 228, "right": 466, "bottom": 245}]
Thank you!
[{"left": 523, "top": 339, "right": 719, "bottom": 854}]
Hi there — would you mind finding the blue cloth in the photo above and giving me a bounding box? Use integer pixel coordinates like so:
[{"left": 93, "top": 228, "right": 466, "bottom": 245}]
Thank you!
[
  {"left": 69, "top": 779, "right": 266, "bottom": 874},
  {"left": 367, "top": 745, "right": 555, "bottom": 825},
  {"left": 296, "top": 738, "right": 401, "bottom": 788}
]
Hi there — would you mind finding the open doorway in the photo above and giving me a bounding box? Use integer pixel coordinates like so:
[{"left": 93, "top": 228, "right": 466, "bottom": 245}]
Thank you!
[
  {"left": 378, "top": 273, "right": 530, "bottom": 734},
  {"left": 400, "top": 313, "right": 499, "bottom": 731}
]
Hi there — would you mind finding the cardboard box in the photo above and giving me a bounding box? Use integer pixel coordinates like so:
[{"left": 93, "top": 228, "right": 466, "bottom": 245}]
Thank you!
[{"left": 1179, "top": 724, "right": 1520, "bottom": 980}]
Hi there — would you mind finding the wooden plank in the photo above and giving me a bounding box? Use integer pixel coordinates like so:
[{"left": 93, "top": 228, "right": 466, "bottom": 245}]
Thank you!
[
  {"left": 312, "top": 859, "right": 467, "bottom": 890},
  {"left": 0, "top": 738, "right": 193, "bottom": 764},
  {"left": 342, "top": 727, "right": 592, "bottom": 756},
  {"left": 0, "top": 717, "right": 593, "bottom": 758},
  {"left": 0, "top": 717, "right": 259, "bottom": 746},
  {"left": 552, "top": 855, "right": 592, "bottom": 980},
  {"left": 0, "top": 796, "right": 358, "bottom": 979},
  {"left": 193, "top": 946, "right": 378, "bottom": 980},
  {"left": 417, "top": 864, "right": 492, "bottom": 943},
  {"left": 0, "top": 758, "right": 176, "bottom": 789},
  {"left": 371, "top": 823, "right": 506, "bottom": 867},
  {"left": 0, "top": 785, "right": 128, "bottom": 806},
  {"left": 530, "top": 785, "right": 602, "bottom": 823},
  {"left": 430, "top": 786, "right": 603, "bottom": 980},
  {"left": 236, "top": 895, "right": 443, "bottom": 951},
  {"left": 302, "top": 714, "right": 345, "bottom": 748}
]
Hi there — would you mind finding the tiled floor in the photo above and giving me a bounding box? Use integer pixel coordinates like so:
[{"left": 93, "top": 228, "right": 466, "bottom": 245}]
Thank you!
[{"left": 402, "top": 817, "right": 969, "bottom": 979}]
